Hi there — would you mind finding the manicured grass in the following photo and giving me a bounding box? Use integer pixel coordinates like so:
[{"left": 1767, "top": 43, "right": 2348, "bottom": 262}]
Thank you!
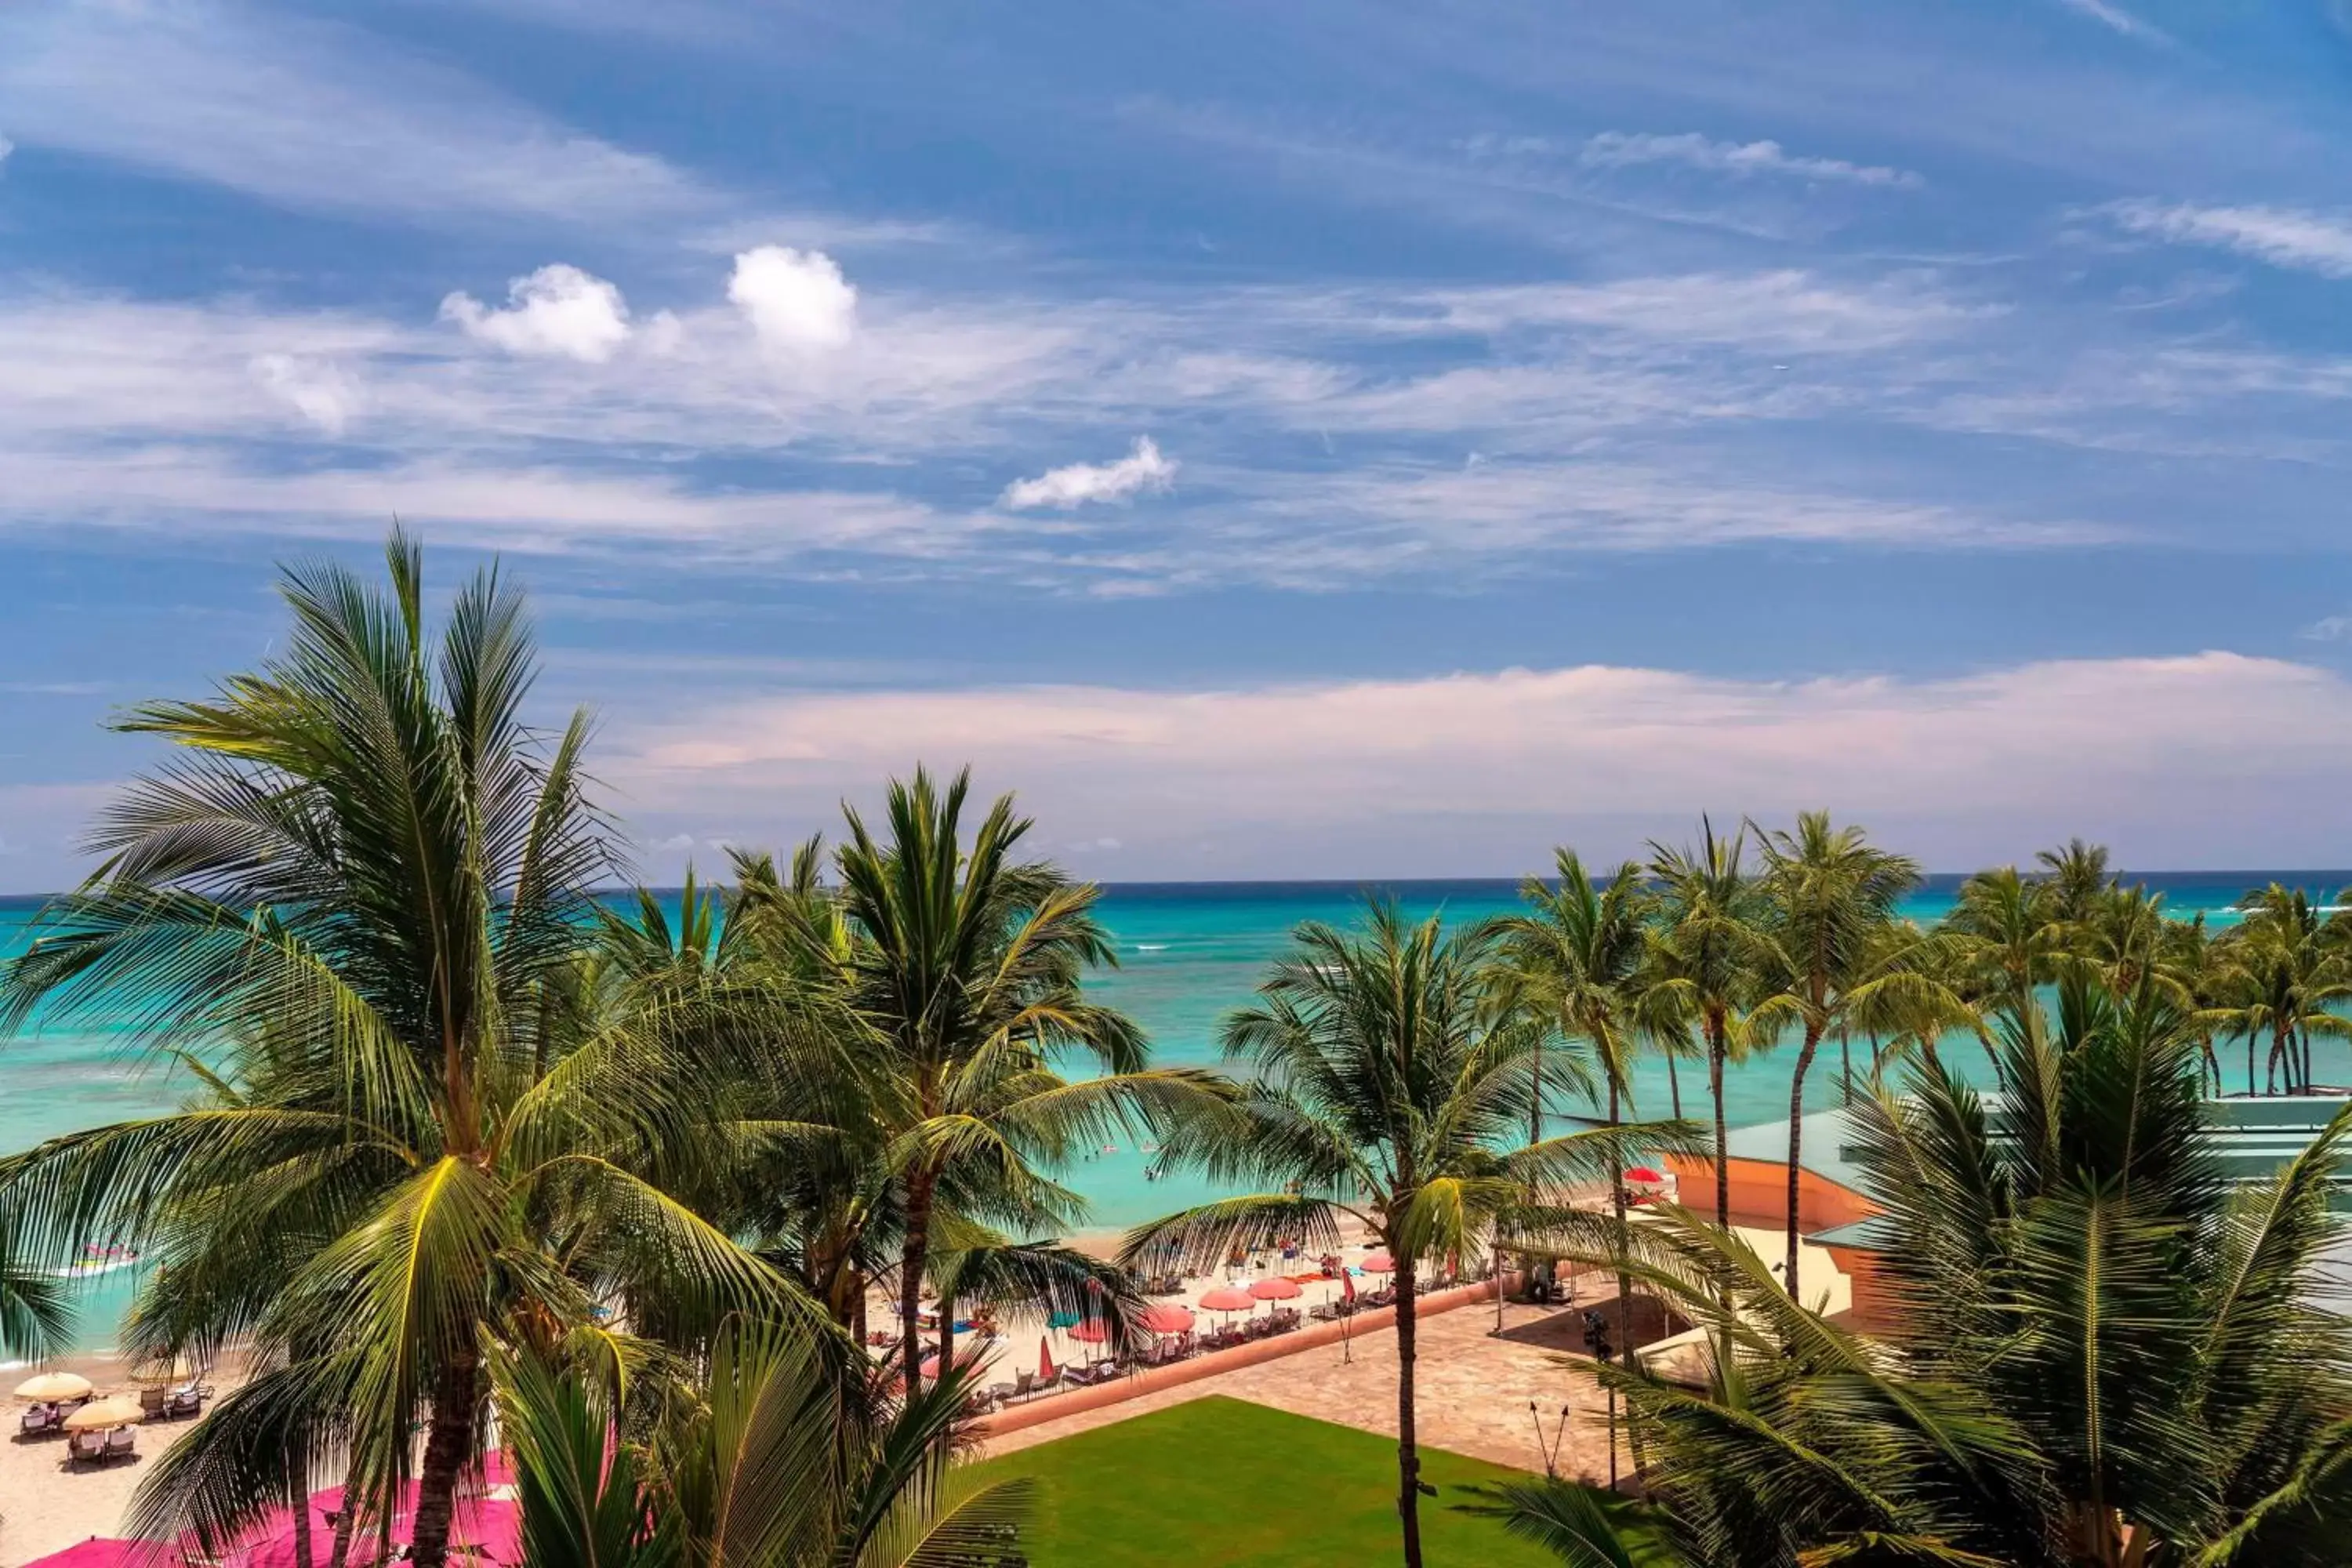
[{"left": 973, "top": 1396, "right": 1559, "bottom": 1566}]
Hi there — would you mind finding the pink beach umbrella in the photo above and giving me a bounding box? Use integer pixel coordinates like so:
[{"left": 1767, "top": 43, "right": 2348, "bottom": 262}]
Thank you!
[
  {"left": 1248, "top": 1276, "right": 1301, "bottom": 1301},
  {"left": 23, "top": 1541, "right": 140, "bottom": 1568},
  {"left": 1138, "top": 1304, "right": 1195, "bottom": 1334},
  {"left": 1197, "top": 1284, "right": 1254, "bottom": 1314},
  {"left": 1359, "top": 1250, "right": 1396, "bottom": 1274},
  {"left": 1068, "top": 1319, "right": 1109, "bottom": 1344}
]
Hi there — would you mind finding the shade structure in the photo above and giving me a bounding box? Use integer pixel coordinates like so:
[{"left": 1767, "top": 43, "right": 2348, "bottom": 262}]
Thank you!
[
  {"left": 1359, "top": 1251, "right": 1396, "bottom": 1274},
  {"left": 1197, "top": 1286, "right": 1254, "bottom": 1313},
  {"left": 1138, "top": 1304, "right": 1194, "bottom": 1334},
  {"left": 129, "top": 1355, "right": 203, "bottom": 1386},
  {"left": 13, "top": 1371, "right": 93, "bottom": 1403},
  {"left": 1037, "top": 1334, "right": 1058, "bottom": 1383},
  {"left": 1623, "top": 1166, "right": 1666, "bottom": 1184},
  {"left": 64, "top": 1396, "right": 145, "bottom": 1430},
  {"left": 21, "top": 1541, "right": 139, "bottom": 1568},
  {"left": 1248, "top": 1276, "right": 1301, "bottom": 1301},
  {"left": 1067, "top": 1319, "right": 1109, "bottom": 1344},
  {"left": 919, "top": 1342, "right": 993, "bottom": 1380}
]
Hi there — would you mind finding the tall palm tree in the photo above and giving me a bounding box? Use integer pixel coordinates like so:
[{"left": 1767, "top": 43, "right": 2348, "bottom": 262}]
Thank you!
[
  {"left": 771, "top": 767, "right": 1204, "bottom": 1392},
  {"left": 2206, "top": 884, "right": 2351, "bottom": 1097},
  {"left": 1500, "top": 851, "right": 1657, "bottom": 1360},
  {"left": 0, "top": 535, "right": 786, "bottom": 1568},
  {"left": 1124, "top": 903, "right": 1686, "bottom": 1568},
  {"left": 1749, "top": 812, "right": 1943, "bottom": 1297},
  {"left": 1644, "top": 821, "right": 1773, "bottom": 1229},
  {"left": 1495, "top": 969, "right": 2352, "bottom": 1566}
]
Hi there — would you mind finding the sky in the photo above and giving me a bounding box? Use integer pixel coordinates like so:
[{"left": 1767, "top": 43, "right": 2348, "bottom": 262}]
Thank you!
[{"left": 5, "top": 0, "right": 2352, "bottom": 887}]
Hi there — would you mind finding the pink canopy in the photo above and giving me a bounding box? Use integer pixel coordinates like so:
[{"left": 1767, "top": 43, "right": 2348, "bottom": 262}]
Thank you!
[
  {"left": 22, "top": 1541, "right": 140, "bottom": 1568},
  {"left": 1138, "top": 1304, "right": 1195, "bottom": 1334},
  {"left": 1067, "top": 1319, "right": 1109, "bottom": 1344},
  {"left": 1359, "top": 1250, "right": 1396, "bottom": 1274},
  {"left": 1248, "top": 1276, "right": 1301, "bottom": 1301},
  {"left": 1197, "top": 1286, "right": 1255, "bottom": 1313}
]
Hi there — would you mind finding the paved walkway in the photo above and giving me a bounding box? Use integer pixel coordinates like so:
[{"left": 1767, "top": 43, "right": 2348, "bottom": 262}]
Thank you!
[{"left": 978, "top": 1291, "right": 1640, "bottom": 1484}]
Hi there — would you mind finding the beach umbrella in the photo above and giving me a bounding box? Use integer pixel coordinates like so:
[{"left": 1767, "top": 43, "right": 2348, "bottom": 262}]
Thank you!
[
  {"left": 14, "top": 1371, "right": 93, "bottom": 1403},
  {"left": 21, "top": 1541, "right": 139, "bottom": 1568},
  {"left": 1249, "top": 1276, "right": 1301, "bottom": 1301},
  {"left": 1359, "top": 1250, "right": 1396, "bottom": 1274},
  {"left": 1197, "top": 1285, "right": 1254, "bottom": 1312},
  {"left": 1138, "top": 1304, "right": 1194, "bottom": 1334},
  {"left": 1038, "top": 1335, "right": 1058, "bottom": 1384},
  {"left": 1623, "top": 1167, "right": 1665, "bottom": 1184},
  {"left": 64, "top": 1396, "right": 145, "bottom": 1430},
  {"left": 1068, "top": 1319, "right": 1109, "bottom": 1344},
  {"left": 129, "top": 1354, "right": 202, "bottom": 1386}
]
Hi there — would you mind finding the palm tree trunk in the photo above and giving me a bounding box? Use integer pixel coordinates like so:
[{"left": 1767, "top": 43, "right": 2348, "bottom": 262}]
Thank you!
[
  {"left": 1607, "top": 1076, "right": 1643, "bottom": 1475},
  {"left": 2302, "top": 1028, "right": 2315, "bottom": 1095},
  {"left": 1393, "top": 1251, "right": 1424, "bottom": 1568},
  {"left": 2249, "top": 1034, "right": 2259, "bottom": 1098},
  {"left": 289, "top": 1449, "right": 314, "bottom": 1568},
  {"left": 1708, "top": 1020, "right": 1730, "bottom": 1229},
  {"left": 898, "top": 1167, "right": 938, "bottom": 1392},
  {"left": 1839, "top": 1028, "right": 1852, "bottom": 1107},
  {"left": 1784, "top": 1023, "right": 1822, "bottom": 1299},
  {"left": 325, "top": 1501, "right": 356, "bottom": 1568},
  {"left": 935, "top": 1288, "right": 956, "bottom": 1388},
  {"left": 408, "top": 1351, "right": 480, "bottom": 1568},
  {"left": 1665, "top": 1042, "right": 1682, "bottom": 1120}
]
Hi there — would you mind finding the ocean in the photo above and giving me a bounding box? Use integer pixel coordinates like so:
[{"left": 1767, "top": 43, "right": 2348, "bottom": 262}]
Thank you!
[{"left": 5, "top": 872, "right": 2347, "bottom": 1351}]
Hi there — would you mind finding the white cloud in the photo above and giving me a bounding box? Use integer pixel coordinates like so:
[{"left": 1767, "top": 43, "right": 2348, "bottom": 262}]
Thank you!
[
  {"left": 728, "top": 246, "right": 858, "bottom": 350},
  {"left": 609, "top": 653, "right": 2352, "bottom": 873},
  {"left": 1577, "top": 132, "right": 1921, "bottom": 189},
  {"left": 648, "top": 832, "right": 695, "bottom": 852},
  {"left": 0, "top": 0, "right": 703, "bottom": 227},
  {"left": 1000, "top": 437, "right": 1178, "bottom": 510},
  {"left": 2056, "top": 0, "right": 2168, "bottom": 42},
  {"left": 441, "top": 264, "right": 635, "bottom": 361},
  {"left": 2105, "top": 200, "right": 2352, "bottom": 278},
  {"left": 251, "top": 353, "right": 361, "bottom": 434}
]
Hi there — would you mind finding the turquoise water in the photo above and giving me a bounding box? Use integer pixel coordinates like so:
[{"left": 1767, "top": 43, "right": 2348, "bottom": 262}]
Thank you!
[{"left": 5, "top": 872, "right": 2349, "bottom": 1349}]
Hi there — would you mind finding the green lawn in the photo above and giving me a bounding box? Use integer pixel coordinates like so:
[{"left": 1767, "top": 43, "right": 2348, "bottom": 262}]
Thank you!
[{"left": 973, "top": 1396, "right": 1560, "bottom": 1566}]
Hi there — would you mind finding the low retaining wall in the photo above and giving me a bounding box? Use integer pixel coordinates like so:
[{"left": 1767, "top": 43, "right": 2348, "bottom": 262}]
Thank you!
[{"left": 972, "top": 1276, "right": 1508, "bottom": 1439}]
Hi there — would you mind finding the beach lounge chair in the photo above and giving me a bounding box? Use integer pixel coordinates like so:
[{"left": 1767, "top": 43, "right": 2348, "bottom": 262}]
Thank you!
[
  {"left": 67, "top": 1428, "right": 110, "bottom": 1468},
  {"left": 19, "top": 1403, "right": 56, "bottom": 1436},
  {"left": 163, "top": 1381, "right": 211, "bottom": 1418},
  {"left": 105, "top": 1427, "right": 137, "bottom": 1460},
  {"left": 140, "top": 1386, "right": 169, "bottom": 1421}
]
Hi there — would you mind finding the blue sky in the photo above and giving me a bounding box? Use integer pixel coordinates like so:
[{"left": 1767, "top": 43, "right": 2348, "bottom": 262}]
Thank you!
[{"left": 5, "top": 0, "right": 2352, "bottom": 887}]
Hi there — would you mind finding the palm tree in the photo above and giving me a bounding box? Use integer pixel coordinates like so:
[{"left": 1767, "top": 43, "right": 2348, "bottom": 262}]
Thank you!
[
  {"left": 490, "top": 1317, "right": 1034, "bottom": 1568},
  {"left": 1938, "top": 863, "right": 2071, "bottom": 1020},
  {"left": 2206, "top": 884, "right": 2351, "bottom": 1097},
  {"left": 766, "top": 767, "right": 1203, "bottom": 1392},
  {"left": 1500, "top": 851, "right": 1657, "bottom": 1360},
  {"left": 0, "top": 535, "right": 787, "bottom": 1568},
  {"left": 1495, "top": 969, "right": 2352, "bottom": 1566},
  {"left": 1124, "top": 902, "right": 1685, "bottom": 1568},
  {"left": 1644, "top": 821, "right": 1773, "bottom": 1229},
  {"left": 1749, "top": 812, "right": 1944, "bottom": 1297}
]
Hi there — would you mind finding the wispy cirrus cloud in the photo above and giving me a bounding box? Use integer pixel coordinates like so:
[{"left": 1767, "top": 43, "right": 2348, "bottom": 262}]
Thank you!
[
  {"left": 2103, "top": 200, "right": 2352, "bottom": 278},
  {"left": 1570, "top": 131, "right": 1922, "bottom": 189},
  {"left": 0, "top": 0, "right": 708, "bottom": 227}
]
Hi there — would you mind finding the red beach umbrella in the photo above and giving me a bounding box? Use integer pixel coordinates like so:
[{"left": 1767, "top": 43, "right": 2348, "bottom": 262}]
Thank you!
[
  {"left": 1068, "top": 1319, "right": 1109, "bottom": 1344},
  {"left": 1038, "top": 1335, "right": 1057, "bottom": 1382},
  {"left": 1359, "top": 1250, "right": 1396, "bottom": 1274},
  {"left": 1197, "top": 1285, "right": 1254, "bottom": 1313},
  {"left": 1624, "top": 1167, "right": 1666, "bottom": 1184},
  {"left": 1249, "top": 1276, "right": 1301, "bottom": 1301},
  {"left": 1139, "top": 1304, "right": 1195, "bottom": 1334}
]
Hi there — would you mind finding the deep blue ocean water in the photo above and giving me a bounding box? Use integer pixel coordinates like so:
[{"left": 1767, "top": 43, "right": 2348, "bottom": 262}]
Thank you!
[{"left": 5, "top": 872, "right": 2348, "bottom": 1350}]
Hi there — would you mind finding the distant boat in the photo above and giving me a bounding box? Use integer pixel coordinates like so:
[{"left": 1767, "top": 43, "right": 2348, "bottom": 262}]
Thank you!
[{"left": 48, "top": 1244, "right": 140, "bottom": 1279}]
